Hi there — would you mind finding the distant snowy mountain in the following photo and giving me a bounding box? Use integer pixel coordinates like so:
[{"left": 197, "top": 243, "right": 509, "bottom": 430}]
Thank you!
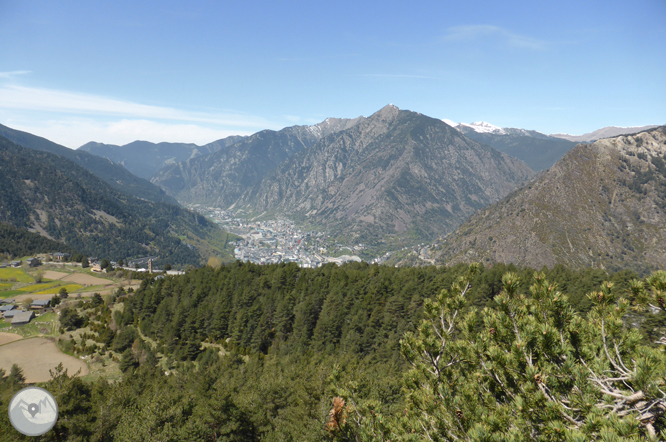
[
  {"left": 458, "top": 121, "right": 506, "bottom": 135},
  {"left": 442, "top": 119, "right": 576, "bottom": 172},
  {"left": 443, "top": 120, "right": 547, "bottom": 138}
]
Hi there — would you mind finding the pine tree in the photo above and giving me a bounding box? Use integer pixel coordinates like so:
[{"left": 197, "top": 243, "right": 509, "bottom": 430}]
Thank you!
[
  {"left": 119, "top": 349, "right": 139, "bottom": 373},
  {"left": 334, "top": 265, "right": 666, "bottom": 441},
  {"left": 8, "top": 363, "right": 25, "bottom": 386}
]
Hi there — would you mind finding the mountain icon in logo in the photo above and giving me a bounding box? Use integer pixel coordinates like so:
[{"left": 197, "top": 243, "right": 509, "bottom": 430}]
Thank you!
[{"left": 8, "top": 387, "right": 58, "bottom": 436}]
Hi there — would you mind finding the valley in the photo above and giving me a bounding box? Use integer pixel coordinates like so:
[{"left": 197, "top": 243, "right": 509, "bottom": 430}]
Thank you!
[
  {"left": 2, "top": 2, "right": 665, "bottom": 439},
  {"left": 1, "top": 111, "right": 665, "bottom": 441},
  {"left": 192, "top": 206, "right": 368, "bottom": 266}
]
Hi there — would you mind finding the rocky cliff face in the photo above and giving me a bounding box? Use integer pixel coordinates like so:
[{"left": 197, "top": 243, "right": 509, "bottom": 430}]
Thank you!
[
  {"left": 433, "top": 127, "right": 666, "bottom": 274},
  {"left": 150, "top": 117, "right": 364, "bottom": 208},
  {"left": 238, "top": 105, "right": 534, "bottom": 245}
]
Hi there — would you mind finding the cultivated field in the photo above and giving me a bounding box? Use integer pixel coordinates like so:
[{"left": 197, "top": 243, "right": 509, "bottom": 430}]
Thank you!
[
  {"left": 42, "top": 270, "right": 69, "bottom": 280},
  {"left": 0, "top": 332, "right": 22, "bottom": 346},
  {"left": 0, "top": 337, "right": 89, "bottom": 382},
  {"left": 62, "top": 273, "right": 112, "bottom": 285}
]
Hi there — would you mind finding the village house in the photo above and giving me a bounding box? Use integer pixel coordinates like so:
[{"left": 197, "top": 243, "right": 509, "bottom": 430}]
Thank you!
[
  {"left": 26, "top": 257, "right": 41, "bottom": 267},
  {"left": 52, "top": 252, "right": 70, "bottom": 262},
  {"left": 11, "top": 311, "right": 35, "bottom": 326},
  {"left": 3, "top": 309, "right": 19, "bottom": 322},
  {"left": 30, "top": 299, "right": 50, "bottom": 310},
  {"left": 0, "top": 304, "right": 16, "bottom": 313}
]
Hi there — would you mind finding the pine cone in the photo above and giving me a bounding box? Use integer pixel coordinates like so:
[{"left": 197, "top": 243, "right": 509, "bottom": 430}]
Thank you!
[
  {"left": 489, "top": 327, "right": 496, "bottom": 335},
  {"left": 534, "top": 374, "right": 542, "bottom": 384},
  {"left": 455, "top": 409, "right": 464, "bottom": 419}
]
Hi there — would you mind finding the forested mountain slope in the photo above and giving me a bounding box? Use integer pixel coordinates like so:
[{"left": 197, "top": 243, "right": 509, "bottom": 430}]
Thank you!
[
  {"left": 0, "top": 124, "right": 178, "bottom": 205},
  {"left": 0, "top": 136, "right": 235, "bottom": 266},
  {"left": 238, "top": 105, "right": 534, "bottom": 246},
  {"left": 433, "top": 126, "right": 666, "bottom": 274},
  {"left": 150, "top": 117, "right": 364, "bottom": 207},
  {"left": 80, "top": 135, "right": 245, "bottom": 179},
  {"left": 0, "top": 222, "right": 79, "bottom": 258},
  {"left": 120, "top": 261, "right": 646, "bottom": 359}
]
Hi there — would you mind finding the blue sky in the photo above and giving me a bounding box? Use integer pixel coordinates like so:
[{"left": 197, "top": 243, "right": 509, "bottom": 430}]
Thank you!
[{"left": 0, "top": 0, "right": 664, "bottom": 148}]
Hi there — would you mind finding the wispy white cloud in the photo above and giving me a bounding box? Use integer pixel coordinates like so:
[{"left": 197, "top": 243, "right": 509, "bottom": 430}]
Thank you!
[
  {"left": 0, "top": 70, "right": 32, "bottom": 79},
  {"left": 0, "top": 84, "right": 278, "bottom": 147},
  {"left": 443, "top": 25, "right": 546, "bottom": 50},
  {"left": 0, "top": 85, "right": 274, "bottom": 128}
]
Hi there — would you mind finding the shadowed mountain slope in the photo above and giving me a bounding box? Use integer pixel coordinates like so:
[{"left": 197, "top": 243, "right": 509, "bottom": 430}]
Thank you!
[
  {"left": 0, "top": 124, "right": 178, "bottom": 205},
  {"left": 452, "top": 124, "right": 577, "bottom": 172},
  {"left": 79, "top": 136, "right": 245, "bottom": 179},
  {"left": 0, "top": 136, "right": 235, "bottom": 266}
]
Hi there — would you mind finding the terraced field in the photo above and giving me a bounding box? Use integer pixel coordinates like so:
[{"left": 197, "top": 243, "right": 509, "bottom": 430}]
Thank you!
[
  {"left": 0, "top": 267, "right": 109, "bottom": 299},
  {"left": 34, "top": 283, "right": 83, "bottom": 294}
]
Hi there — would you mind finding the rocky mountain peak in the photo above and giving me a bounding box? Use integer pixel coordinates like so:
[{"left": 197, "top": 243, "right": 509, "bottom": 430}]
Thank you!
[
  {"left": 372, "top": 104, "right": 402, "bottom": 121},
  {"left": 236, "top": 105, "right": 534, "bottom": 249}
]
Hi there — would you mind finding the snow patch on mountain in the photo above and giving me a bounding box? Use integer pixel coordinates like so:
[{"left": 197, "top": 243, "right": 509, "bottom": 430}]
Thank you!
[{"left": 458, "top": 121, "right": 506, "bottom": 135}]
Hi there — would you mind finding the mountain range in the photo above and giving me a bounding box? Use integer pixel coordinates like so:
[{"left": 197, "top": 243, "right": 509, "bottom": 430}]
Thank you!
[
  {"left": 149, "top": 106, "right": 535, "bottom": 250},
  {"left": 151, "top": 116, "right": 365, "bottom": 208},
  {"left": 0, "top": 124, "right": 177, "bottom": 206},
  {"left": 0, "top": 135, "right": 235, "bottom": 266},
  {"left": 233, "top": 105, "right": 534, "bottom": 247},
  {"left": 79, "top": 136, "right": 245, "bottom": 179},
  {"left": 2, "top": 106, "right": 661, "bottom": 271},
  {"left": 432, "top": 126, "right": 666, "bottom": 274},
  {"left": 550, "top": 125, "right": 659, "bottom": 143}
]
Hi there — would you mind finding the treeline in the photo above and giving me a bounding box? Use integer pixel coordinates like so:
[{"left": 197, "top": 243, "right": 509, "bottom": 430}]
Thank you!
[{"left": 0, "top": 223, "right": 79, "bottom": 258}]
